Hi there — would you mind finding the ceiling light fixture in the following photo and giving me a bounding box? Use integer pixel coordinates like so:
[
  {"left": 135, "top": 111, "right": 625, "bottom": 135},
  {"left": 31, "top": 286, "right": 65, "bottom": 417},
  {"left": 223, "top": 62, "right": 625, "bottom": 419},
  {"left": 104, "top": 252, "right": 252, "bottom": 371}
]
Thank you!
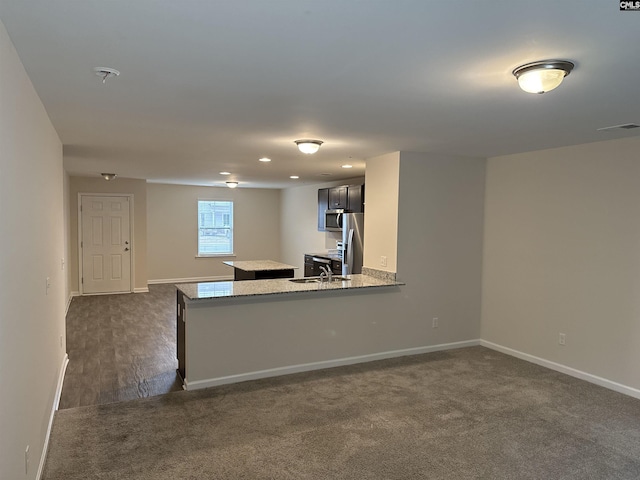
[
  {"left": 226, "top": 181, "right": 238, "bottom": 188},
  {"left": 294, "top": 139, "right": 323, "bottom": 154},
  {"left": 94, "top": 67, "right": 120, "bottom": 84},
  {"left": 259, "top": 157, "right": 271, "bottom": 162},
  {"left": 512, "top": 60, "right": 574, "bottom": 94},
  {"left": 342, "top": 164, "right": 353, "bottom": 169},
  {"left": 290, "top": 175, "right": 299, "bottom": 179},
  {"left": 101, "top": 173, "right": 117, "bottom": 181},
  {"left": 219, "top": 171, "right": 231, "bottom": 175}
]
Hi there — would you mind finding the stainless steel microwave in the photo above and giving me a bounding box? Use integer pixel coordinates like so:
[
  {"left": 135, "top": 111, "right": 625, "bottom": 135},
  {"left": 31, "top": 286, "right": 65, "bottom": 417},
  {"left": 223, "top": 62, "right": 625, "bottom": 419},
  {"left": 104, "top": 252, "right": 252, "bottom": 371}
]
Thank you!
[{"left": 325, "top": 209, "right": 345, "bottom": 232}]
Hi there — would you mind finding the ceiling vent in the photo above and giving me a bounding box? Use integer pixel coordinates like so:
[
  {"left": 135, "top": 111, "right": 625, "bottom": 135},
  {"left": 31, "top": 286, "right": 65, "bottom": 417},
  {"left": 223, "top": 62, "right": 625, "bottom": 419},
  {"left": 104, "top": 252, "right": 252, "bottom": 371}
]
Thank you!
[{"left": 596, "top": 123, "right": 640, "bottom": 132}]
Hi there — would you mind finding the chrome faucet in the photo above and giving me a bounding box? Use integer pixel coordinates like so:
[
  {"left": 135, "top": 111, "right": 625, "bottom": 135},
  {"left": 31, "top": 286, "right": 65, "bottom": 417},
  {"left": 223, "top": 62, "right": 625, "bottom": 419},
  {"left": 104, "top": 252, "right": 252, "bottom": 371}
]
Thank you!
[{"left": 319, "top": 265, "right": 332, "bottom": 283}]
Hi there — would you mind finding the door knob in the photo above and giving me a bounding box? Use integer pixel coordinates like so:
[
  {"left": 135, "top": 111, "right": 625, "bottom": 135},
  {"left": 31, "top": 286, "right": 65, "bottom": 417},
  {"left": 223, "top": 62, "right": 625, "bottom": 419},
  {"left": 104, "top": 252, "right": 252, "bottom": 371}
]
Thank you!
[{"left": 124, "top": 247, "right": 129, "bottom": 251}]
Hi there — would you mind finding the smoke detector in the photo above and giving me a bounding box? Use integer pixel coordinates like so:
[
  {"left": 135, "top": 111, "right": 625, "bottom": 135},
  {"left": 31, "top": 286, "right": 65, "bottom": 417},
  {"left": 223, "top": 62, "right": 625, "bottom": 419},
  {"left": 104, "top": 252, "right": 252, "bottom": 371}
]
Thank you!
[
  {"left": 596, "top": 123, "right": 640, "bottom": 132},
  {"left": 94, "top": 67, "right": 120, "bottom": 84}
]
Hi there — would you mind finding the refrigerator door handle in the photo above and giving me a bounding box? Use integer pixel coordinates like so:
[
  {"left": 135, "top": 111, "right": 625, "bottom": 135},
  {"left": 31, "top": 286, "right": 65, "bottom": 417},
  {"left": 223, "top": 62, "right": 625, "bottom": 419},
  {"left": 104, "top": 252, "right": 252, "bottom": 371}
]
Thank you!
[{"left": 346, "top": 229, "right": 354, "bottom": 273}]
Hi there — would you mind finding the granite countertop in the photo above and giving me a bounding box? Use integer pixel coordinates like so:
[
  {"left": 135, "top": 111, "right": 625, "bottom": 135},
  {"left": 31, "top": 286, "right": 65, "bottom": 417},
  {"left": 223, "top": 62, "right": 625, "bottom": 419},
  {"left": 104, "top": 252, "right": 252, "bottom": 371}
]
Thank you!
[
  {"left": 306, "top": 252, "right": 343, "bottom": 260},
  {"left": 222, "top": 260, "right": 298, "bottom": 272},
  {"left": 177, "top": 270, "right": 403, "bottom": 301}
]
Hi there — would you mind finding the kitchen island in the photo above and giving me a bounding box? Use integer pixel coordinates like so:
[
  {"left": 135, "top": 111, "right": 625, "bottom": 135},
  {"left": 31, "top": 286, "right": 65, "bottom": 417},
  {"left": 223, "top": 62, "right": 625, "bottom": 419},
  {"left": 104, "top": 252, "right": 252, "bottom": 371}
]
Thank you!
[
  {"left": 223, "top": 259, "right": 297, "bottom": 281},
  {"left": 176, "top": 269, "right": 403, "bottom": 390}
]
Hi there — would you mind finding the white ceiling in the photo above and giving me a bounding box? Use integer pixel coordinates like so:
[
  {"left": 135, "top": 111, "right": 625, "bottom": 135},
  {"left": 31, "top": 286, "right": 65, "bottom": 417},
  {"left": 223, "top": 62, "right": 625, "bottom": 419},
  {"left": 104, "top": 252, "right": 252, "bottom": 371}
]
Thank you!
[{"left": 1, "top": 1, "right": 638, "bottom": 189}]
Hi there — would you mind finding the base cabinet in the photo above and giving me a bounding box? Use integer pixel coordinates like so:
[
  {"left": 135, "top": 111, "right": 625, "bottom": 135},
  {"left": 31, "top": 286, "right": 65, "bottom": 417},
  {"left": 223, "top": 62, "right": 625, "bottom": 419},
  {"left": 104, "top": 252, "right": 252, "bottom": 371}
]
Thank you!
[{"left": 176, "top": 290, "right": 186, "bottom": 380}]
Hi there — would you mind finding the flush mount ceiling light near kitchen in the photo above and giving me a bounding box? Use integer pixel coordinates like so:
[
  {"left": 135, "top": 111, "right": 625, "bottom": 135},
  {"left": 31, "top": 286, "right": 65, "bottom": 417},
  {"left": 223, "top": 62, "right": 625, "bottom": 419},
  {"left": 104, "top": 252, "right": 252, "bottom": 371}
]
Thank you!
[
  {"left": 512, "top": 60, "right": 574, "bottom": 94},
  {"left": 93, "top": 67, "right": 120, "bottom": 84},
  {"left": 294, "top": 139, "right": 323, "bottom": 154},
  {"left": 226, "top": 181, "right": 238, "bottom": 188},
  {"left": 342, "top": 164, "right": 353, "bottom": 169},
  {"left": 258, "top": 157, "right": 271, "bottom": 163},
  {"left": 219, "top": 171, "right": 231, "bottom": 175},
  {"left": 290, "top": 175, "right": 299, "bottom": 179},
  {"left": 101, "top": 173, "right": 117, "bottom": 181}
]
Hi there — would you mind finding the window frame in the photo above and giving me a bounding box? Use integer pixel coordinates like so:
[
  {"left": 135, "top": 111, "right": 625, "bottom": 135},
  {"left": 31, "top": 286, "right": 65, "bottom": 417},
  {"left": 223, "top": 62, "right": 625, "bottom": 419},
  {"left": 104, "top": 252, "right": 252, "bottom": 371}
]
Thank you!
[{"left": 196, "top": 199, "right": 235, "bottom": 257}]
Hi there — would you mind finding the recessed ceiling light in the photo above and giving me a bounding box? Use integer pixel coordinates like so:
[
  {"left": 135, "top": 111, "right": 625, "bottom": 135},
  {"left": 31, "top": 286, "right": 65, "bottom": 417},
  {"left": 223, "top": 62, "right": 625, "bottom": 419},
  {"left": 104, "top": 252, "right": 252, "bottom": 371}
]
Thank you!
[
  {"left": 342, "top": 164, "right": 353, "bottom": 169},
  {"left": 290, "top": 175, "right": 299, "bottom": 179},
  {"left": 259, "top": 157, "right": 271, "bottom": 162},
  {"left": 220, "top": 171, "right": 231, "bottom": 175},
  {"left": 226, "top": 181, "right": 238, "bottom": 188}
]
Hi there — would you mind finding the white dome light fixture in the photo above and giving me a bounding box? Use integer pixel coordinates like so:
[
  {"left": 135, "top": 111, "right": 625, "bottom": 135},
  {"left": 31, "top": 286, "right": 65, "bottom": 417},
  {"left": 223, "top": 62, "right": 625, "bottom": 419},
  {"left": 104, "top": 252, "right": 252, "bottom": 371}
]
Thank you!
[
  {"left": 294, "top": 139, "right": 323, "bottom": 154},
  {"left": 101, "top": 173, "right": 117, "bottom": 181},
  {"left": 512, "top": 60, "right": 574, "bottom": 94},
  {"left": 226, "top": 181, "right": 239, "bottom": 188}
]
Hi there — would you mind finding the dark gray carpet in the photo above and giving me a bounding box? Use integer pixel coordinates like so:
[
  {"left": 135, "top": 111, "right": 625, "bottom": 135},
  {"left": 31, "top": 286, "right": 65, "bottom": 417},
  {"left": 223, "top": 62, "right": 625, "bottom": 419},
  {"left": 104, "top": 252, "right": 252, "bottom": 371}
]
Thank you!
[
  {"left": 60, "top": 284, "right": 182, "bottom": 409},
  {"left": 43, "top": 346, "right": 640, "bottom": 479}
]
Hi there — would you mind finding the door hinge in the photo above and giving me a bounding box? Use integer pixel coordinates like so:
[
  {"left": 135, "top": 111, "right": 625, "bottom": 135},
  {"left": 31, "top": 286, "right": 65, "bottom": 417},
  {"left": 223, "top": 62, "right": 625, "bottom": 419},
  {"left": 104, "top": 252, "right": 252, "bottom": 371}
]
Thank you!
[
  {"left": 81, "top": 277, "right": 84, "bottom": 284},
  {"left": 80, "top": 241, "right": 83, "bottom": 248}
]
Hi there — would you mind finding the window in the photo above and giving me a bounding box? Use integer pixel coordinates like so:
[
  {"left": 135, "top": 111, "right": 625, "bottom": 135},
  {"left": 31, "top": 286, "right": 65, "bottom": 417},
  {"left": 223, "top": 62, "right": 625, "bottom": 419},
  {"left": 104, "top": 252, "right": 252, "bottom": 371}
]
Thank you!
[{"left": 197, "top": 200, "right": 233, "bottom": 256}]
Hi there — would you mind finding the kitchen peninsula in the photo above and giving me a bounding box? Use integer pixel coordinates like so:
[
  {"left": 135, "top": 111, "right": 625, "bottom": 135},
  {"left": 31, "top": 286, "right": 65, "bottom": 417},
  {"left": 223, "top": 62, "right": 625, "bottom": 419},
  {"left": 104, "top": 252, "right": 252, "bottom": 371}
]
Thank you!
[{"left": 176, "top": 269, "right": 403, "bottom": 390}]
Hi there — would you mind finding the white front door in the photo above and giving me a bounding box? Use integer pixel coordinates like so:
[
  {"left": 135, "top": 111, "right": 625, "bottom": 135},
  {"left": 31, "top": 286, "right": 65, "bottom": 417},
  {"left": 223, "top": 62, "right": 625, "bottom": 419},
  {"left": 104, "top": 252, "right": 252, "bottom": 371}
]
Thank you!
[{"left": 80, "top": 195, "right": 132, "bottom": 294}]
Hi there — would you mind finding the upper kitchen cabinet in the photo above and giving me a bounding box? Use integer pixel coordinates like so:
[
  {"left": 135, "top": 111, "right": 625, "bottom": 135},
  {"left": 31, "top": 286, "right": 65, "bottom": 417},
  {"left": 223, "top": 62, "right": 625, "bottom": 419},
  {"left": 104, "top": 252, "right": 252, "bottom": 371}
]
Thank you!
[
  {"left": 318, "top": 184, "right": 365, "bottom": 231},
  {"left": 328, "top": 186, "right": 348, "bottom": 209},
  {"left": 317, "top": 188, "right": 329, "bottom": 230},
  {"left": 347, "top": 184, "right": 365, "bottom": 213}
]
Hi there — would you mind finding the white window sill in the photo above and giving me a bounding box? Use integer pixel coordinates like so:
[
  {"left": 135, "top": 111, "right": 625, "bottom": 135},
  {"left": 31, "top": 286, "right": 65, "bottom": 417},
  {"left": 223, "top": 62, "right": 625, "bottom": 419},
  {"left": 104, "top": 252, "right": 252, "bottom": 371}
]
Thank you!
[{"left": 195, "top": 254, "right": 236, "bottom": 258}]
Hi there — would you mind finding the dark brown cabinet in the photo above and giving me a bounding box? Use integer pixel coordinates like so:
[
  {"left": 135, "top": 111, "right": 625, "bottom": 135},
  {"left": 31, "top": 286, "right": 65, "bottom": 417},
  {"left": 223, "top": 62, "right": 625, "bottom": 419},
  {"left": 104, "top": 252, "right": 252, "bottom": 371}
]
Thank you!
[
  {"left": 176, "top": 290, "right": 186, "bottom": 380},
  {"left": 317, "top": 188, "right": 329, "bottom": 230},
  {"left": 347, "top": 184, "right": 364, "bottom": 213},
  {"left": 304, "top": 254, "right": 342, "bottom": 277},
  {"left": 328, "top": 186, "right": 348, "bottom": 209},
  {"left": 317, "top": 184, "right": 365, "bottom": 231}
]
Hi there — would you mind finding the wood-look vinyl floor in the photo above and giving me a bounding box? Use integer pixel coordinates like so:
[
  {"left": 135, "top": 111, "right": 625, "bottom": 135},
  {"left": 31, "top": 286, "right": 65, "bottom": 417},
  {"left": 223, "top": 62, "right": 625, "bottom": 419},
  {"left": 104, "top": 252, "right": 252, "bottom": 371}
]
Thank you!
[{"left": 59, "top": 284, "right": 183, "bottom": 409}]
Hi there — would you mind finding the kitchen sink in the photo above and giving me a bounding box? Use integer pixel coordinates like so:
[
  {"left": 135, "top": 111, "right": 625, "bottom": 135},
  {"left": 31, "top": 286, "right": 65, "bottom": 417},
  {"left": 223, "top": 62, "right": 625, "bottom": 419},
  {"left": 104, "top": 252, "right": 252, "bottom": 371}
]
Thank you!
[{"left": 289, "top": 276, "right": 350, "bottom": 284}]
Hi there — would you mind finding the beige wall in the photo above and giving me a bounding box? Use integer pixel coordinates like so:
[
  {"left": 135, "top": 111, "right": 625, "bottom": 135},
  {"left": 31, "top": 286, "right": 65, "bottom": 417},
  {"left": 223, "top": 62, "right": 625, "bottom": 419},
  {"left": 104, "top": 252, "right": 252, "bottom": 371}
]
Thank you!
[
  {"left": 147, "top": 183, "right": 281, "bottom": 282},
  {"left": 280, "top": 177, "right": 365, "bottom": 276},
  {"left": 481, "top": 137, "right": 640, "bottom": 390},
  {"left": 68, "top": 176, "right": 148, "bottom": 292},
  {"left": 397, "top": 152, "right": 486, "bottom": 343},
  {"left": 0, "top": 20, "right": 66, "bottom": 480},
  {"left": 363, "top": 152, "right": 400, "bottom": 272}
]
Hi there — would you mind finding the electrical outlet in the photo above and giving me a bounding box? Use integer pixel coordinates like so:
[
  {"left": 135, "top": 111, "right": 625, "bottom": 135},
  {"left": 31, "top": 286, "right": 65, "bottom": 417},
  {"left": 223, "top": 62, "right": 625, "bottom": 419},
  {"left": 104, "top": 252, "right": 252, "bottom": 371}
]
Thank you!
[
  {"left": 25, "top": 445, "right": 30, "bottom": 474},
  {"left": 61, "top": 257, "right": 65, "bottom": 270},
  {"left": 432, "top": 317, "right": 439, "bottom": 328},
  {"left": 559, "top": 333, "right": 566, "bottom": 346},
  {"left": 380, "top": 256, "right": 387, "bottom": 267},
  {"left": 59, "top": 335, "right": 63, "bottom": 348},
  {"left": 46, "top": 277, "right": 51, "bottom": 295}
]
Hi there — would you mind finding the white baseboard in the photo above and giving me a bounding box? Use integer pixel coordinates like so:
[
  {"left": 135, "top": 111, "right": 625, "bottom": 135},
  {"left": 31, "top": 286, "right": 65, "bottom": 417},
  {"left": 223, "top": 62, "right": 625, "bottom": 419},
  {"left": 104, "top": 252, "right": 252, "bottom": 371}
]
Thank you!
[
  {"left": 184, "top": 339, "right": 481, "bottom": 390},
  {"left": 148, "top": 275, "right": 234, "bottom": 285},
  {"left": 37, "top": 353, "right": 69, "bottom": 480},
  {"left": 65, "top": 293, "right": 77, "bottom": 316},
  {"left": 133, "top": 287, "right": 149, "bottom": 293},
  {"left": 480, "top": 340, "right": 640, "bottom": 400}
]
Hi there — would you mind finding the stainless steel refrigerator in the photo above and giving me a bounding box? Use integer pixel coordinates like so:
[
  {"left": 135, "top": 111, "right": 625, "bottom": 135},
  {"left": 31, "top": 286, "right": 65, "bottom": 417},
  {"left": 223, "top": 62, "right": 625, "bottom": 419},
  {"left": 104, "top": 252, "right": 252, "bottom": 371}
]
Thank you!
[{"left": 339, "top": 213, "right": 364, "bottom": 275}]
